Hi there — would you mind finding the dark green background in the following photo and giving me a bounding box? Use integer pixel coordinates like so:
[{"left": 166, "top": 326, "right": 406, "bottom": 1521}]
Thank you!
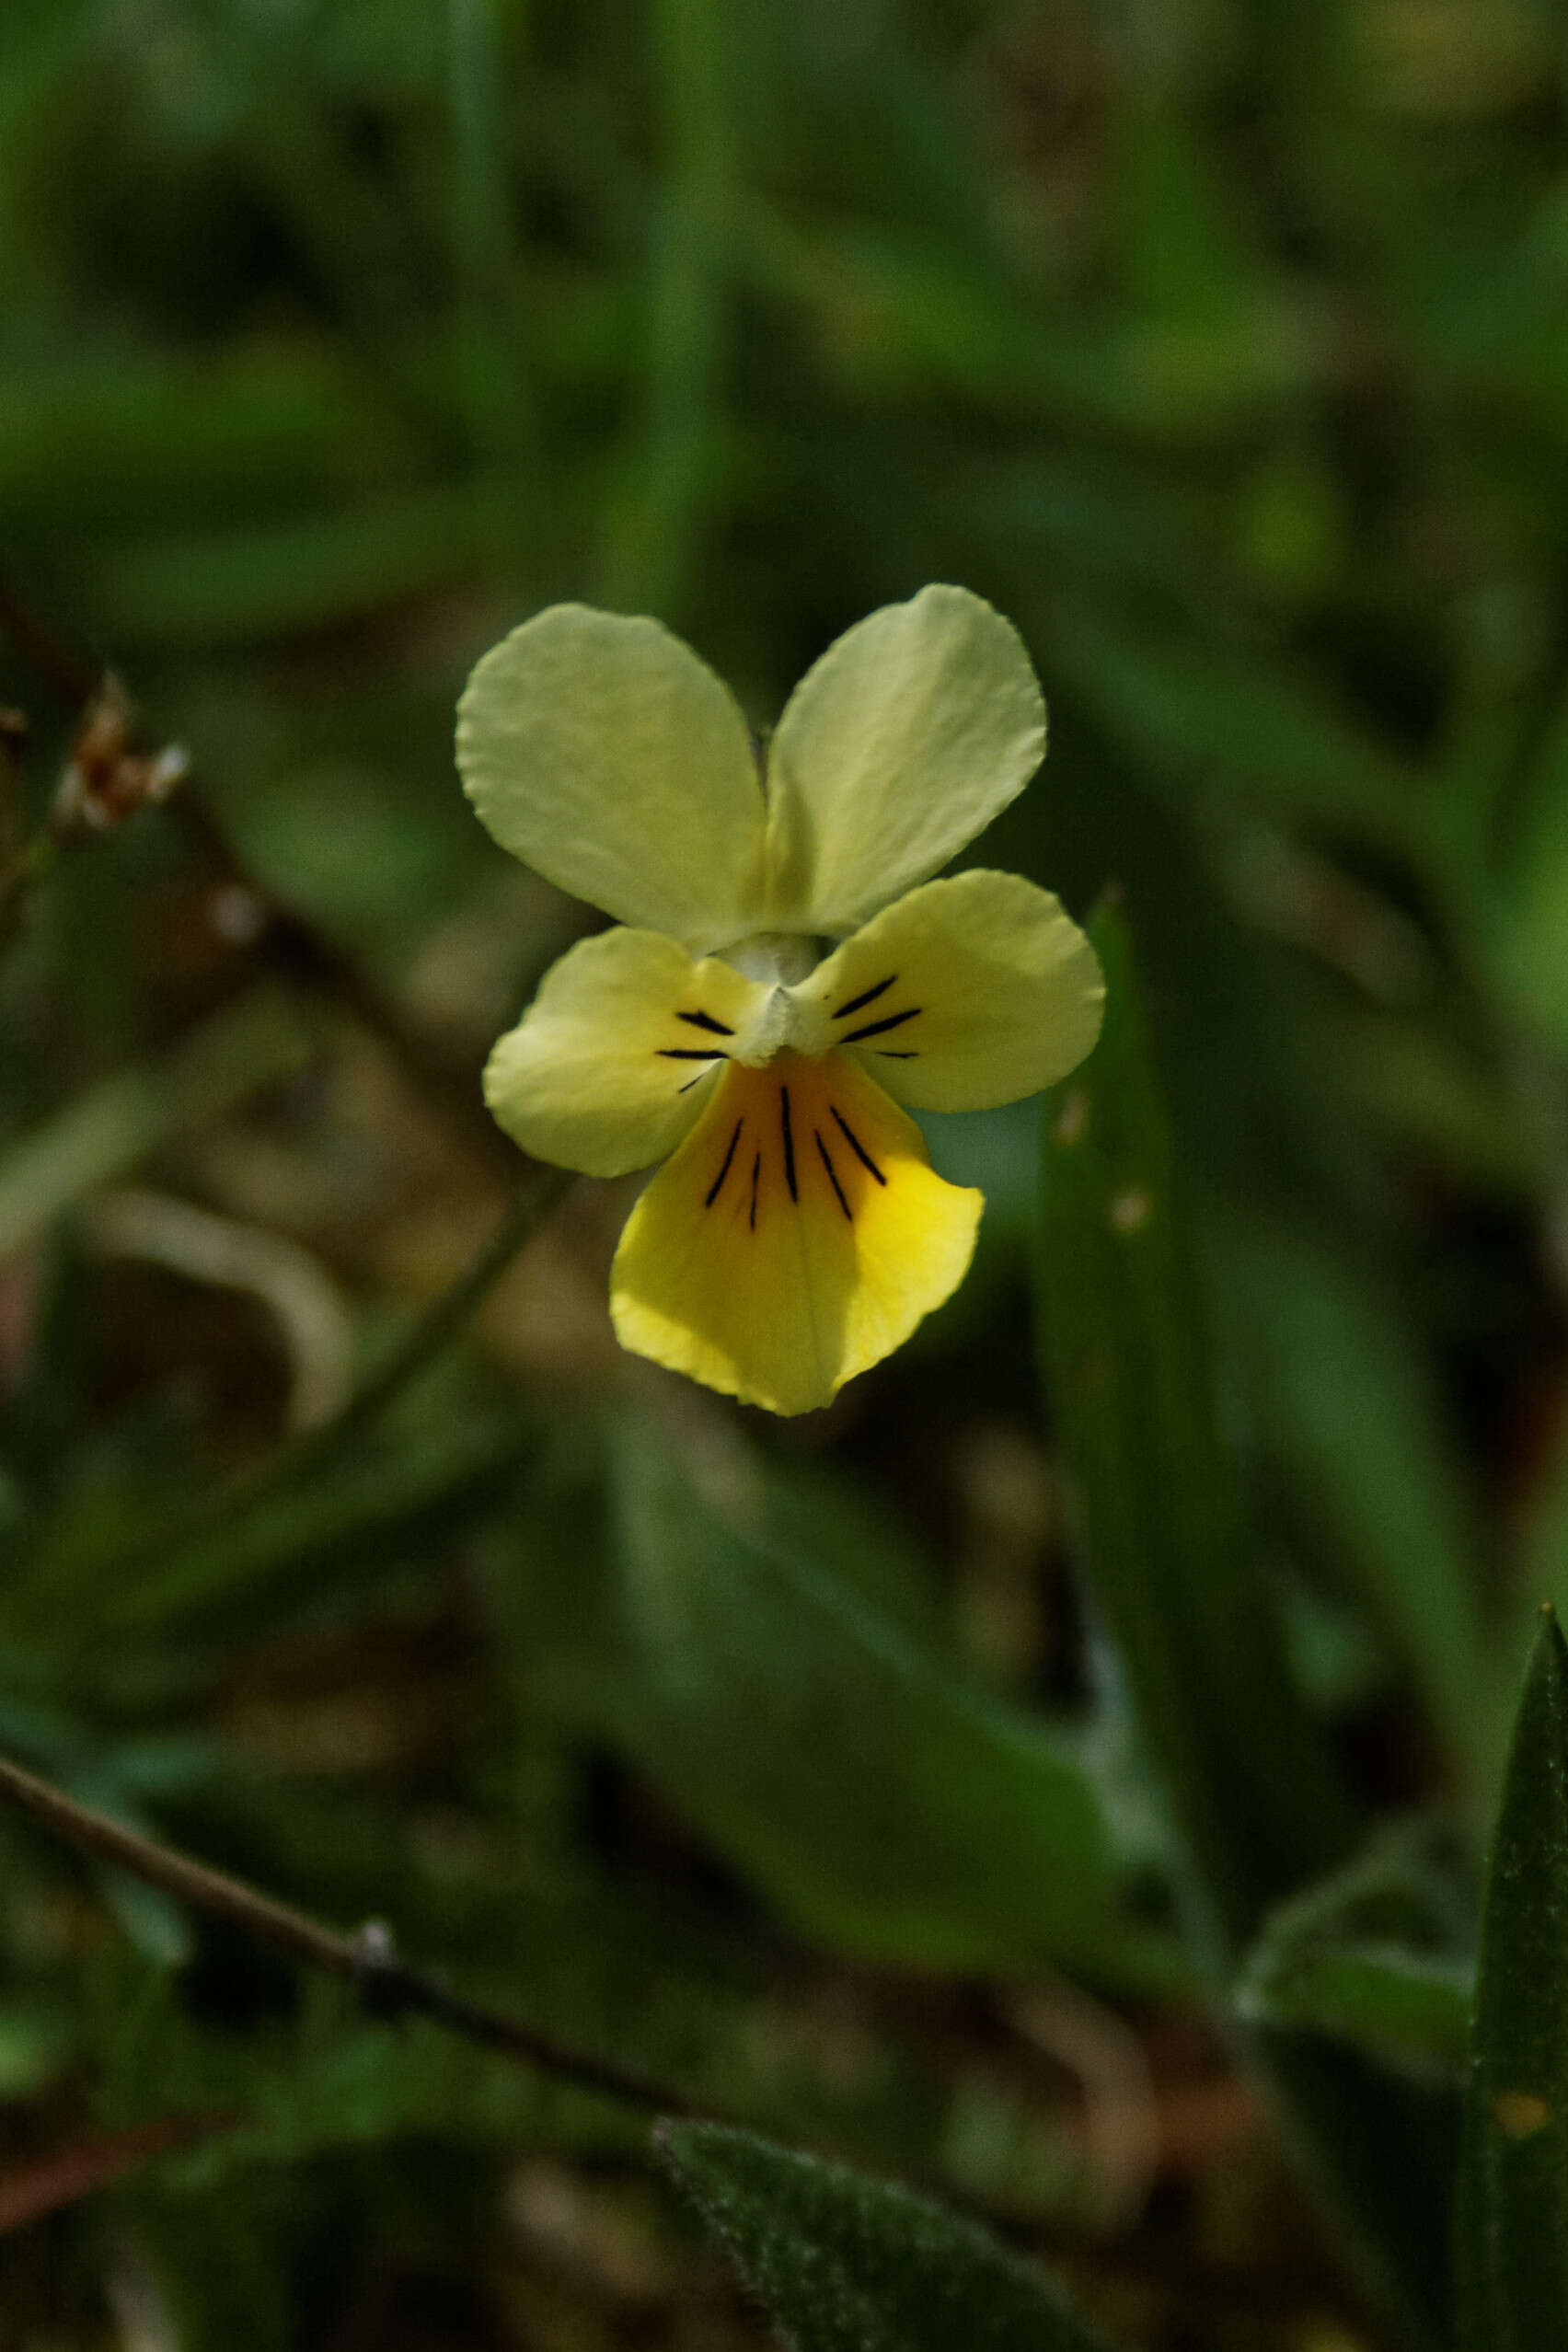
[{"left": 3, "top": 2, "right": 1568, "bottom": 2345}]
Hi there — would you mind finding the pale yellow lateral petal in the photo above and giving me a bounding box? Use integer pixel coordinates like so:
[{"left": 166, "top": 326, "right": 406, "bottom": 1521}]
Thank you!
[
  {"left": 483, "top": 928, "right": 769, "bottom": 1177},
  {"left": 457, "top": 605, "right": 767, "bottom": 948},
  {"left": 610, "top": 1049, "right": 982, "bottom": 1415},
  {"left": 791, "top": 870, "right": 1104, "bottom": 1113},
  {"left": 761, "top": 585, "right": 1046, "bottom": 937}
]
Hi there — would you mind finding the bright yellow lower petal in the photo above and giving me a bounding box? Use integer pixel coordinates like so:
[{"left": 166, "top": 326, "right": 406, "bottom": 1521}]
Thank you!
[{"left": 609, "top": 1049, "right": 982, "bottom": 1415}]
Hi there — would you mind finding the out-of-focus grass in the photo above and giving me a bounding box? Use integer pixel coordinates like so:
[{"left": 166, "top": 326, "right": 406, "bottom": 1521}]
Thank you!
[{"left": 2, "top": 1, "right": 1567, "bottom": 2345}]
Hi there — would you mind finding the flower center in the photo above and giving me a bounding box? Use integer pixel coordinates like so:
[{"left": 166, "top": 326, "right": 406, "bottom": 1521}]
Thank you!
[
  {"left": 721, "top": 931, "right": 820, "bottom": 986},
  {"left": 654, "top": 956, "right": 925, "bottom": 1086}
]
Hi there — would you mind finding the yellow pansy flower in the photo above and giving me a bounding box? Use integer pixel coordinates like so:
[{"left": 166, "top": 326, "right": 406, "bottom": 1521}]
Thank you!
[{"left": 457, "top": 584, "right": 1103, "bottom": 1415}]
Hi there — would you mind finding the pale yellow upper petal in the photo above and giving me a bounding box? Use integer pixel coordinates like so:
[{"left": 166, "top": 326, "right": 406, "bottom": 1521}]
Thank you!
[
  {"left": 609, "top": 1048, "right": 981, "bottom": 1415},
  {"left": 457, "top": 605, "right": 767, "bottom": 949},
  {"left": 791, "top": 870, "right": 1104, "bottom": 1113},
  {"left": 483, "top": 928, "right": 769, "bottom": 1177},
  {"left": 760, "top": 585, "right": 1046, "bottom": 937}
]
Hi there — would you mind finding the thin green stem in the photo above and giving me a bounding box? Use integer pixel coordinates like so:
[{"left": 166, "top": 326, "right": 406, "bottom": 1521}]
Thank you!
[
  {"left": 284, "top": 1162, "right": 573, "bottom": 1482},
  {"left": 449, "top": 0, "right": 536, "bottom": 504},
  {"left": 100, "top": 1163, "right": 573, "bottom": 1626},
  {"left": 0, "top": 986, "right": 310, "bottom": 1266},
  {"left": 602, "top": 0, "right": 733, "bottom": 614}
]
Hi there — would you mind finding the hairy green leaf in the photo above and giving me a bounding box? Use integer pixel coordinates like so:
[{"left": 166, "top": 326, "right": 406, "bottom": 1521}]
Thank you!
[{"left": 659, "top": 2122, "right": 1124, "bottom": 2352}]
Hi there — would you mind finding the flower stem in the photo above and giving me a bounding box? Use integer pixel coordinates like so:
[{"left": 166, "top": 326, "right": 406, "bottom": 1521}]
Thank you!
[{"left": 102, "top": 1163, "right": 574, "bottom": 1628}]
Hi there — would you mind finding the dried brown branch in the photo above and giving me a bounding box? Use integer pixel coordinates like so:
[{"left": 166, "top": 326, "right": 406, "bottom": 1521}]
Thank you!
[
  {"left": 0, "top": 571, "right": 513, "bottom": 1171},
  {"left": 0, "top": 2114, "right": 236, "bottom": 2236},
  {"left": 0, "top": 1747, "right": 698, "bottom": 2119}
]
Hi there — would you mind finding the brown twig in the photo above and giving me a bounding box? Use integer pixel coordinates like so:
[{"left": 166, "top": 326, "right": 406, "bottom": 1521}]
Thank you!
[
  {"left": 0, "top": 1764, "right": 1381, "bottom": 2333},
  {"left": 0, "top": 1747, "right": 698, "bottom": 2118},
  {"left": 0, "top": 2114, "right": 237, "bottom": 2236},
  {"left": 0, "top": 570, "right": 513, "bottom": 1172}
]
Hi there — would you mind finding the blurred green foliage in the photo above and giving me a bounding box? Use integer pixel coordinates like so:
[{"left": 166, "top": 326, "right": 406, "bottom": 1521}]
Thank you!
[{"left": 4, "top": 0, "right": 1568, "bottom": 2346}]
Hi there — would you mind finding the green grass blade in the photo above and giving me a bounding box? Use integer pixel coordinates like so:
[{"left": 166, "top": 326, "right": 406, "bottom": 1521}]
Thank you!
[
  {"left": 1033, "top": 903, "right": 1456, "bottom": 2346},
  {"left": 1034, "top": 902, "right": 1357, "bottom": 1963},
  {"left": 1043, "top": 598, "right": 1419, "bottom": 854},
  {"left": 0, "top": 990, "right": 309, "bottom": 1263},
  {"left": 1456, "top": 1608, "right": 1568, "bottom": 2352},
  {"left": 601, "top": 0, "right": 734, "bottom": 615},
  {"left": 1225, "top": 1225, "right": 1495, "bottom": 1794}
]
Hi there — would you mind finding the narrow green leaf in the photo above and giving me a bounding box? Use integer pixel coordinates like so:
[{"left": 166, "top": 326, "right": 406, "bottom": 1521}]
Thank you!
[
  {"left": 1493, "top": 688, "right": 1568, "bottom": 1052},
  {"left": 613, "top": 1415, "right": 1173, "bottom": 1987},
  {"left": 1034, "top": 904, "right": 1357, "bottom": 1962},
  {"left": 0, "top": 1228, "right": 88, "bottom": 1485},
  {"left": 658, "top": 2122, "right": 1124, "bottom": 2352},
  {"left": 503, "top": 1413, "right": 1178, "bottom": 1990},
  {"left": 3, "top": 1418, "right": 517, "bottom": 1648},
  {"left": 1512, "top": 1421, "right": 1568, "bottom": 1718},
  {"left": 1043, "top": 598, "right": 1417, "bottom": 851},
  {"left": 750, "top": 219, "right": 1298, "bottom": 439},
  {"left": 1457, "top": 1608, "right": 1568, "bottom": 2352},
  {"left": 1114, "top": 106, "right": 1273, "bottom": 329},
  {"left": 1245, "top": 1940, "right": 1470, "bottom": 2070},
  {"left": 600, "top": 0, "right": 735, "bottom": 616},
  {"left": 1238, "top": 1827, "right": 1474, "bottom": 2071},
  {"left": 85, "top": 484, "right": 504, "bottom": 648},
  {"left": 0, "top": 343, "right": 409, "bottom": 529},
  {"left": 0, "top": 989, "right": 309, "bottom": 1263},
  {"left": 1034, "top": 905, "right": 1455, "bottom": 2347},
  {"left": 0, "top": 2003, "right": 68, "bottom": 2099},
  {"left": 1225, "top": 1225, "right": 1495, "bottom": 1791}
]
